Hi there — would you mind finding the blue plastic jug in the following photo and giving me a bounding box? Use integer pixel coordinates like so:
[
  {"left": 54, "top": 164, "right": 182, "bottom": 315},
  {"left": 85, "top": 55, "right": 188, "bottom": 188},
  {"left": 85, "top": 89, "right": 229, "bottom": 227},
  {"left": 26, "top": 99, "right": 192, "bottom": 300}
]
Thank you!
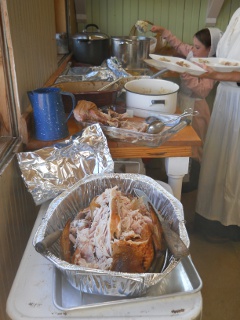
[{"left": 28, "top": 87, "right": 76, "bottom": 141}]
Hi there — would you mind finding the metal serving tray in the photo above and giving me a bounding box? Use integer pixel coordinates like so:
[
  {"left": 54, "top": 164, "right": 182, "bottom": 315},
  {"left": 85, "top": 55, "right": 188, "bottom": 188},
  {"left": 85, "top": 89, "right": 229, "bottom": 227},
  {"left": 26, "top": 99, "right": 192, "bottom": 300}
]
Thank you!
[{"left": 53, "top": 256, "right": 202, "bottom": 311}]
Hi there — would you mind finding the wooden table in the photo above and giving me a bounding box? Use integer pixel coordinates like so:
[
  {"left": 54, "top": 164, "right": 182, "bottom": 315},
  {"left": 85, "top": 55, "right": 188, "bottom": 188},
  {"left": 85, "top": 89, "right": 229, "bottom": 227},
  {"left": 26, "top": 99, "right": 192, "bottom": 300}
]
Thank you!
[{"left": 25, "top": 116, "right": 201, "bottom": 200}]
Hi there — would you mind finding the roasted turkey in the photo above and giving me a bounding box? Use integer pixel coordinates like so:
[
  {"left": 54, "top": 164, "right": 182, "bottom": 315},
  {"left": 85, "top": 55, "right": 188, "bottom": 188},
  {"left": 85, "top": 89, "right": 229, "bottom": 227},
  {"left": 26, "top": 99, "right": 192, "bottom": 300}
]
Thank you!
[
  {"left": 60, "top": 186, "right": 165, "bottom": 273},
  {"left": 73, "top": 100, "right": 149, "bottom": 132}
]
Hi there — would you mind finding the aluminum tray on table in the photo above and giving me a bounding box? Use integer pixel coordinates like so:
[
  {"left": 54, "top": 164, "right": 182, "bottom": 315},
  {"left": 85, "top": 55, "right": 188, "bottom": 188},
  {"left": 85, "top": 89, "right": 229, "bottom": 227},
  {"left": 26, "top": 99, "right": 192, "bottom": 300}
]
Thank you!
[{"left": 53, "top": 255, "right": 202, "bottom": 311}]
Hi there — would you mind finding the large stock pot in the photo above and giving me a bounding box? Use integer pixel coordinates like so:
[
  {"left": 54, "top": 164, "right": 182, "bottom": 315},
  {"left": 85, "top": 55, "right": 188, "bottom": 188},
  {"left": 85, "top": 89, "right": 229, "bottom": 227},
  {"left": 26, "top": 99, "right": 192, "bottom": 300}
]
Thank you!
[
  {"left": 71, "top": 24, "right": 110, "bottom": 65},
  {"left": 111, "top": 36, "right": 152, "bottom": 69}
]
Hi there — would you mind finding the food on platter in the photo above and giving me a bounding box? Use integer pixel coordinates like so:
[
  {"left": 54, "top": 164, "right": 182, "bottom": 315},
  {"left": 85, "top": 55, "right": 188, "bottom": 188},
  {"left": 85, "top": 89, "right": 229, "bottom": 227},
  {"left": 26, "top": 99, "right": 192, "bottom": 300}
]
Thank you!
[
  {"left": 60, "top": 186, "right": 165, "bottom": 273},
  {"left": 73, "top": 100, "right": 148, "bottom": 132},
  {"left": 197, "top": 58, "right": 210, "bottom": 64},
  {"left": 176, "top": 61, "right": 190, "bottom": 68},
  {"left": 159, "top": 57, "right": 171, "bottom": 62},
  {"left": 190, "top": 57, "right": 240, "bottom": 72},
  {"left": 220, "top": 61, "right": 238, "bottom": 66},
  {"left": 149, "top": 54, "right": 206, "bottom": 76}
]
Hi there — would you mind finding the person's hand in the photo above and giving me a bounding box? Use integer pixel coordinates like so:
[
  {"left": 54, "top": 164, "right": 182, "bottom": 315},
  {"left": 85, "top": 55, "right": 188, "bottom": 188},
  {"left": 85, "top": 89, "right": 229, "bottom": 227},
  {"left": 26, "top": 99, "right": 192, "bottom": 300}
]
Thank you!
[
  {"left": 188, "top": 62, "right": 216, "bottom": 79},
  {"left": 197, "top": 64, "right": 216, "bottom": 79},
  {"left": 150, "top": 25, "right": 165, "bottom": 33}
]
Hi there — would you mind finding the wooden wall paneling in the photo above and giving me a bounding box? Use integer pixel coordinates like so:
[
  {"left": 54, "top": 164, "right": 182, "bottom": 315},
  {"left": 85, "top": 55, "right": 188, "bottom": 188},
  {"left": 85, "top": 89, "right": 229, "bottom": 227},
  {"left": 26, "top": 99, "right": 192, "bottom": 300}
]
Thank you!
[
  {"left": 100, "top": 0, "right": 108, "bottom": 33},
  {"left": 159, "top": 0, "right": 171, "bottom": 29},
  {"left": 122, "top": 0, "right": 131, "bottom": 35},
  {"left": 216, "top": 0, "right": 231, "bottom": 31},
  {"left": 168, "top": 0, "right": 184, "bottom": 39},
  {"left": 197, "top": 0, "right": 209, "bottom": 28},
  {"left": 107, "top": 0, "right": 118, "bottom": 36},
  {"left": 230, "top": 0, "right": 240, "bottom": 17},
  {"left": 0, "top": 39, "right": 11, "bottom": 137},
  {"left": 6, "top": 0, "right": 57, "bottom": 116},
  {"left": 91, "top": 0, "right": 101, "bottom": 28},
  {"left": 112, "top": 0, "right": 124, "bottom": 36},
  {"left": 68, "top": 0, "right": 78, "bottom": 35},
  {"left": 127, "top": 0, "right": 139, "bottom": 35},
  {"left": 175, "top": 0, "right": 187, "bottom": 40},
  {"left": 138, "top": 0, "right": 148, "bottom": 20},
  {"left": 0, "top": 157, "right": 39, "bottom": 320},
  {"left": 152, "top": 0, "right": 162, "bottom": 25},
  {"left": 183, "top": 0, "right": 201, "bottom": 44},
  {"left": 144, "top": 0, "right": 156, "bottom": 22},
  {"left": 54, "top": 0, "right": 67, "bottom": 33}
]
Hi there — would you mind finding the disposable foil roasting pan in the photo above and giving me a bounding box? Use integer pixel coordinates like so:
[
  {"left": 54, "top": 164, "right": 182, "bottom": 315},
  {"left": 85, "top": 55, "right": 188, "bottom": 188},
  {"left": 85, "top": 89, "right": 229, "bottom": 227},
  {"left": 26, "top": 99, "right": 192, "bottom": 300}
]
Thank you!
[{"left": 33, "top": 173, "right": 189, "bottom": 297}]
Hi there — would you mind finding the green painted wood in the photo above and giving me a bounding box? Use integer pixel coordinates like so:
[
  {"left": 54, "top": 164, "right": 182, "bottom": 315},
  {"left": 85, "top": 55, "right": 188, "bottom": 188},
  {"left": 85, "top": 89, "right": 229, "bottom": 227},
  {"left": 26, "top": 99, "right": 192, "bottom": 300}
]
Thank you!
[
  {"left": 82, "top": 0, "right": 240, "bottom": 45},
  {"left": 99, "top": 0, "right": 108, "bottom": 33},
  {"left": 111, "top": 0, "right": 124, "bottom": 36}
]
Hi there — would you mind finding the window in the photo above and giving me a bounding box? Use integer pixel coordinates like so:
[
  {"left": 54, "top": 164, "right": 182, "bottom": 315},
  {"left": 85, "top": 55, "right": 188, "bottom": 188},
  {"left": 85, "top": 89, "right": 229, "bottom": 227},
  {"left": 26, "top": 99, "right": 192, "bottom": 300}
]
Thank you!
[{"left": 0, "top": 6, "right": 20, "bottom": 173}]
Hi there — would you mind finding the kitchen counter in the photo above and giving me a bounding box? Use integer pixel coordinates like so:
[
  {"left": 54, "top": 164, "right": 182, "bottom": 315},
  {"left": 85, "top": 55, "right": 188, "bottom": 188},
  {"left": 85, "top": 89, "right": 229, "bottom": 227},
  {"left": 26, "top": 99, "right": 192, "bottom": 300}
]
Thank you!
[
  {"left": 22, "top": 55, "right": 201, "bottom": 200},
  {"left": 24, "top": 115, "right": 201, "bottom": 200}
]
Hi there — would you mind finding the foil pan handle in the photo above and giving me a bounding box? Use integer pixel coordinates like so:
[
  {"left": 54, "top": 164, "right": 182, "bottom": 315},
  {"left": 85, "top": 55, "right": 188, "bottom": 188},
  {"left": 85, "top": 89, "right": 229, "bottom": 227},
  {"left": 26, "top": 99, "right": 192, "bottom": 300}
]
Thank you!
[{"left": 35, "top": 229, "right": 62, "bottom": 253}]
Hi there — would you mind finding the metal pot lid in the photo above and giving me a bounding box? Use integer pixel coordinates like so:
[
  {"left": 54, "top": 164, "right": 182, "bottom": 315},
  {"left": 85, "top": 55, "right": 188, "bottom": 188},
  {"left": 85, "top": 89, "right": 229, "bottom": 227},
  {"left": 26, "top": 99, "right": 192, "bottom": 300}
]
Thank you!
[
  {"left": 111, "top": 36, "right": 152, "bottom": 42},
  {"left": 72, "top": 24, "right": 109, "bottom": 41}
]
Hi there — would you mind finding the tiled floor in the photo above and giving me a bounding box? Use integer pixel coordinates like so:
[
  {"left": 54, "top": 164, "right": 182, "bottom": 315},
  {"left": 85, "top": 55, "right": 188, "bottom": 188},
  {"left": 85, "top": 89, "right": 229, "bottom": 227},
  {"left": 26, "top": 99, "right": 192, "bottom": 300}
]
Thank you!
[{"left": 145, "top": 159, "right": 240, "bottom": 320}]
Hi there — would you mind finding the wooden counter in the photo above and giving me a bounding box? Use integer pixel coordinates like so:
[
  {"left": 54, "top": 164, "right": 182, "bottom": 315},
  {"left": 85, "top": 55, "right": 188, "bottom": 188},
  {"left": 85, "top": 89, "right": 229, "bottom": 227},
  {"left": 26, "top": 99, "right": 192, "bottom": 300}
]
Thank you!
[
  {"left": 25, "top": 115, "right": 201, "bottom": 158},
  {"left": 23, "top": 55, "right": 201, "bottom": 199}
]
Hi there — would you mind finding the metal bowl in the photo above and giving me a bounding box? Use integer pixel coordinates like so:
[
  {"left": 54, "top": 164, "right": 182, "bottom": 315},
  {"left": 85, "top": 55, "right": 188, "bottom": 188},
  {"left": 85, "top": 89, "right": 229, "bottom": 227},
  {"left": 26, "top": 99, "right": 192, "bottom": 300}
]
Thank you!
[{"left": 33, "top": 173, "right": 189, "bottom": 297}]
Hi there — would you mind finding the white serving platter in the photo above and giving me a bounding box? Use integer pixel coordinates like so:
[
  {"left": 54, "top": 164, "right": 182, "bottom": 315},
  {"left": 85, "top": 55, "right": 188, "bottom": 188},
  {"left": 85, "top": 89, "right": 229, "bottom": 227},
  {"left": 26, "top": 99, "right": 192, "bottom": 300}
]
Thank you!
[
  {"left": 149, "top": 54, "right": 206, "bottom": 76},
  {"left": 190, "top": 57, "right": 240, "bottom": 72}
]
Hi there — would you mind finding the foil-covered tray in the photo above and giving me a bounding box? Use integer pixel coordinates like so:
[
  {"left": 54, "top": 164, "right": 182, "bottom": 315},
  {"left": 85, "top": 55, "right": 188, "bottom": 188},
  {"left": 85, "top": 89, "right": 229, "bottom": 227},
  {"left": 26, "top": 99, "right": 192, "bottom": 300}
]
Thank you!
[
  {"left": 53, "top": 256, "right": 202, "bottom": 311},
  {"left": 33, "top": 173, "right": 189, "bottom": 297},
  {"left": 79, "top": 120, "right": 188, "bottom": 147},
  {"left": 17, "top": 124, "right": 114, "bottom": 205}
]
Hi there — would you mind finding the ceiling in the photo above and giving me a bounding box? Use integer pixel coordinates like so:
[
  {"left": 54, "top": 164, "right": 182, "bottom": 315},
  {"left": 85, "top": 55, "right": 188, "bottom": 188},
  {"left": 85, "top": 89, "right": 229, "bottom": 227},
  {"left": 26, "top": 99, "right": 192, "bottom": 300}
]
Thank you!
[{"left": 206, "top": 0, "right": 225, "bottom": 26}]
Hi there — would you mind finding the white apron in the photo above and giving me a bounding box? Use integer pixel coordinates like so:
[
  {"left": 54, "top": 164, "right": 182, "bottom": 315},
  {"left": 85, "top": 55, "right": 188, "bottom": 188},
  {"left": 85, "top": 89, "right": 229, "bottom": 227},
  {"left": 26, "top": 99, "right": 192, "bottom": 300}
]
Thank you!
[{"left": 196, "top": 8, "right": 240, "bottom": 226}]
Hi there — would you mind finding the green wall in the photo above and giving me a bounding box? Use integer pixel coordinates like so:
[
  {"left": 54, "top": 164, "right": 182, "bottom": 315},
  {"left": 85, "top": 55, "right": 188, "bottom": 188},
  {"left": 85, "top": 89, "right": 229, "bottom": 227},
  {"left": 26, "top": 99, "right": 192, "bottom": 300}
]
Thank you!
[{"left": 77, "top": 0, "right": 240, "bottom": 44}]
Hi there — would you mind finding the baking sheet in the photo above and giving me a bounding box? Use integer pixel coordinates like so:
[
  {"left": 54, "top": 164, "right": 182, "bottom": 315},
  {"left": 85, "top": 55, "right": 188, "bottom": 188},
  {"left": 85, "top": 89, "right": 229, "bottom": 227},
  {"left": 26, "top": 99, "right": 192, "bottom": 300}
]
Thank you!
[
  {"left": 149, "top": 54, "right": 206, "bottom": 76},
  {"left": 53, "top": 256, "right": 202, "bottom": 311}
]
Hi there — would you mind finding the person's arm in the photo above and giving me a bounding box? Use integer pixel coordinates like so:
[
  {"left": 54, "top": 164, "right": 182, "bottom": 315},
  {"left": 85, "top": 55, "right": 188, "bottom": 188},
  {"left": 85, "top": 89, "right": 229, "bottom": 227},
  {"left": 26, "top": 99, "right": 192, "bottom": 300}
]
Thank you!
[
  {"left": 150, "top": 25, "right": 192, "bottom": 57},
  {"left": 198, "top": 65, "right": 240, "bottom": 82},
  {"left": 181, "top": 73, "right": 216, "bottom": 98}
]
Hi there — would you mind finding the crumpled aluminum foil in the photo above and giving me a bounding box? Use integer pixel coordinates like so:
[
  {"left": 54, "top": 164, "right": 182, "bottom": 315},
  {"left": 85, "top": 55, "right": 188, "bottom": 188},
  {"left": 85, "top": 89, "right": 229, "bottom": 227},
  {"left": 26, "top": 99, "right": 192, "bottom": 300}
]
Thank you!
[
  {"left": 33, "top": 173, "right": 189, "bottom": 297},
  {"left": 105, "top": 57, "right": 131, "bottom": 78},
  {"left": 17, "top": 124, "right": 114, "bottom": 206},
  {"left": 55, "top": 57, "right": 131, "bottom": 84}
]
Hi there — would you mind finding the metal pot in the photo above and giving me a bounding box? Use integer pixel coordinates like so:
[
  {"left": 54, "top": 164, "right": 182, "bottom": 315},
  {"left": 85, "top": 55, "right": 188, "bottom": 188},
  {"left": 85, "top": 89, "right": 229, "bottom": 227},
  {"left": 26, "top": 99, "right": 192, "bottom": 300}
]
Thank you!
[
  {"left": 111, "top": 36, "right": 151, "bottom": 69},
  {"left": 71, "top": 24, "right": 110, "bottom": 65},
  {"left": 124, "top": 79, "right": 179, "bottom": 117}
]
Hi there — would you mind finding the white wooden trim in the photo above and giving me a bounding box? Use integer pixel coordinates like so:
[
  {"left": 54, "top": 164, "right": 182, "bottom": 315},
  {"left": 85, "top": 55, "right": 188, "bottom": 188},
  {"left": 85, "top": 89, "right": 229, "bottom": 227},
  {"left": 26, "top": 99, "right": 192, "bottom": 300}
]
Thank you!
[{"left": 206, "top": 0, "right": 225, "bottom": 26}]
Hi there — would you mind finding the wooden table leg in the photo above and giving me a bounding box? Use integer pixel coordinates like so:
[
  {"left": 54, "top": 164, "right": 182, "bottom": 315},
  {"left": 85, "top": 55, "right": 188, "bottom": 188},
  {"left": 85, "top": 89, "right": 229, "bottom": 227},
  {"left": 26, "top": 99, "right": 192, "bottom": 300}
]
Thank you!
[{"left": 165, "top": 157, "right": 189, "bottom": 200}]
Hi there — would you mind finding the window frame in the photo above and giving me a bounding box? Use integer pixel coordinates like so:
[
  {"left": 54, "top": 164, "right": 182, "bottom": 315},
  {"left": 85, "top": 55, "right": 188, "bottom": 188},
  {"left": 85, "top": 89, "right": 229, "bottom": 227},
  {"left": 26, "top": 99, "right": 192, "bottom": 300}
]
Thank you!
[{"left": 0, "top": 5, "right": 21, "bottom": 174}]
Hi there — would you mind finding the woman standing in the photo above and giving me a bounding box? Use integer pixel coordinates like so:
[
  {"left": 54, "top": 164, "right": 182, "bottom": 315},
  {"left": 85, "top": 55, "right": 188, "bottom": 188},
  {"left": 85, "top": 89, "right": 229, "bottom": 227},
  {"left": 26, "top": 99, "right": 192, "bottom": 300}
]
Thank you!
[
  {"left": 195, "top": 8, "right": 240, "bottom": 241},
  {"left": 151, "top": 26, "right": 222, "bottom": 162}
]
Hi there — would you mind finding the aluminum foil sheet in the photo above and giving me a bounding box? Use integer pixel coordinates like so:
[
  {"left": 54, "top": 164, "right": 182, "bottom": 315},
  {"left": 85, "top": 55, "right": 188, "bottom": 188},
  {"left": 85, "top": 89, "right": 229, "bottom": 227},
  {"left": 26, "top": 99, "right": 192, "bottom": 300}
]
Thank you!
[
  {"left": 33, "top": 173, "right": 189, "bottom": 297},
  {"left": 17, "top": 124, "right": 114, "bottom": 205},
  {"left": 55, "top": 57, "right": 131, "bottom": 84},
  {"left": 106, "top": 57, "right": 131, "bottom": 78}
]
